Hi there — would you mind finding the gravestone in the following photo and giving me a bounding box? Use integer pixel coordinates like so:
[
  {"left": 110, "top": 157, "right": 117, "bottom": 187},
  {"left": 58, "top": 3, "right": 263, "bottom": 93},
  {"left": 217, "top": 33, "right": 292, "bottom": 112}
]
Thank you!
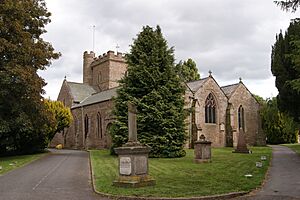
[
  {"left": 113, "top": 102, "right": 155, "bottom": 188},
  {"left": 194, "top": 134, "right": 212, "bottom": 163},
  {"left": 233, "top": 128, "right": 250, "bottom": 153}
]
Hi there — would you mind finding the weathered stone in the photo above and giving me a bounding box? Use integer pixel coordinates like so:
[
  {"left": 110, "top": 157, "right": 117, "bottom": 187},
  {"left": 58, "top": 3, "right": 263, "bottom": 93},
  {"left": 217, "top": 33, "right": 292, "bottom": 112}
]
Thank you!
[
  {"left": 113, "top": 145, "right": 155, "bottom": 187},
  {"left": 113, "top": 102, "right": 155, "bottom": 188},
  {"left": 120, "top": 157, "right": 131, "bottom": 175},
  {"left": 194, "top": 134, "right": 212, "bottom": 163},
  {"left": 127, "top": 102, "right": 138, "bottom": 144},
  {"left": 233, "top": 128, "right": 250, "bottom": 154},
  {"left": 256, "top": 162, "right": 263, "bottom": 168}
]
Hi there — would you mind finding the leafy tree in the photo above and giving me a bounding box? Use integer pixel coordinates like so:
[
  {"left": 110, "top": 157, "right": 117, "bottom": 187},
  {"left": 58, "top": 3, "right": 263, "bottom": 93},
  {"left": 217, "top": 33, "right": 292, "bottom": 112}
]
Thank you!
[
  {"left": 175, "top": 58, "right": 200, "bottom": 82},
  {"left": 0, "top": 0, "right": 59, "bottom": 155},
  {"left": 271, "top": 18, "right": 300, "bottom": 123},
  {"left": 253, "top": 94, "right": 266, "bottom": 105},
  {"left": 111, "top": 25, "right": 186, "bottom": 158},
  {"left": 260, "top": 98, "right": 298, "bottom": 144},
  {"left": 44, "top": 100, "right": 73, "bottom": 143},
  {"left": 275, "top": 0, "right": 300, "bottom": 12}
]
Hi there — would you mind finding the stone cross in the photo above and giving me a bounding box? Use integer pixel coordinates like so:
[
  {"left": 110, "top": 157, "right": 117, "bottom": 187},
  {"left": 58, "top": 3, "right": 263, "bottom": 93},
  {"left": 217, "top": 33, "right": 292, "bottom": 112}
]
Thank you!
[{"left": 127, "top": 102, "right": 137, "bottom": 143}]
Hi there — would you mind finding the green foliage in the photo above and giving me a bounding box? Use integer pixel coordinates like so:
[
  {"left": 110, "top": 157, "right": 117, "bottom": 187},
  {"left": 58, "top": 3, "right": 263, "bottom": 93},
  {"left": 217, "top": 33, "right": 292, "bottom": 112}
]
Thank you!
[
  {"left": 110, "top": 25, "right": 186, "bottom": 158},
  {"left": 271, "top": 18, "right": 300, "bottom": 123},
  {"left": 0, "top": 0, "right": 59, "bottom": 155},
  {"left": 275, "top": 0, "right": 300, "bottom": 12},
  {"left": 91, "top": 147, "right": 272, "bottom": 197},
  {"left": 260, "top": 98, "right": 298, "bottom": 144},
  {"left": 175, "top": 58, "right": 200, "bottom": 82},
  {"left": 44, "top": 100, "right": 73, "bottom": 143},
  {"left": 253, "top": 94, "right": 265, "bottom": 105}
]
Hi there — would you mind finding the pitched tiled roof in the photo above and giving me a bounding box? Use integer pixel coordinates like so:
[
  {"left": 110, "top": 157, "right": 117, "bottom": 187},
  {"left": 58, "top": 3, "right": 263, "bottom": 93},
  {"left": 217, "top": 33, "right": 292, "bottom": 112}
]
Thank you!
[
  {"left": 186, "top": 77, "right": 209, "bottom": 92},
  {"left": 221, "top": 83, "right": 239, "bottom": 98},
  {"left": 67, "top": 82, "right": 96, "bottom": 103},
  {"left": 72, "top": 87, "right": 118, "bottom": 109}
]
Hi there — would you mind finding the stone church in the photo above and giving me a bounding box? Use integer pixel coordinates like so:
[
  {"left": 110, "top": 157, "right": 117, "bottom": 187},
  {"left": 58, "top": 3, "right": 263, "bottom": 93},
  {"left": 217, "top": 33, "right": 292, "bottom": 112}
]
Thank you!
[{"left": 50, "top": 50, "right": 265, "bottom": 149}]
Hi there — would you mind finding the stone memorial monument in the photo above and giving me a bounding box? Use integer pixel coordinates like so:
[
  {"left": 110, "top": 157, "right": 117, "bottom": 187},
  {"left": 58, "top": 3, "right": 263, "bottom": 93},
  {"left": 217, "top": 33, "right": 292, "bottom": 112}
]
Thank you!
[
  {"left": 113, "top": 102, "right": 155, "bottom": 187},
  {"left": 194, "top": 134, "right": 212, "bottom": 163},
  {"left": 233, "top": 128, "right": 250, "bottom": 153}
]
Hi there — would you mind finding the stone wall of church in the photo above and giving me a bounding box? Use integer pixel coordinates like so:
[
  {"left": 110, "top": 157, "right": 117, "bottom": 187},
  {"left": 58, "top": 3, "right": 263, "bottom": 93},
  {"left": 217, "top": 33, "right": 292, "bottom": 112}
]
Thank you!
[
  {"left": 57, "top": 80, "right": 73, "bottom": 107},
  {"left": 50, "top": 100, "right": 115, "bottom": 150},
  {"left": 79, "top": 100, "right": 114, "bottom": 149},
  {"left": 193, "top": 78, "right": 228, "bottom": 147},
  {"left": 229, "top": 84, "right": 265, "bottom": 146}
]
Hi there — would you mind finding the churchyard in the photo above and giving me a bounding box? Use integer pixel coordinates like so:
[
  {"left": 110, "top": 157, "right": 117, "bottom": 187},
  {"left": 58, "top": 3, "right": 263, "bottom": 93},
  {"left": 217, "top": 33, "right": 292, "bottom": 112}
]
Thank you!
[{"left": 90, "top": 147, "right": 272, "bottom": 198}]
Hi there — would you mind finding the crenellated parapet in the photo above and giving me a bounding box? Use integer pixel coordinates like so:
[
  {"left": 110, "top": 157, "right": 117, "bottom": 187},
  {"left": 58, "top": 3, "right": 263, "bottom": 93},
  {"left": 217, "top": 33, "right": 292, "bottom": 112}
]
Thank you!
[{"left": 91, "top": 50, "right": 125, "bottom": 68}]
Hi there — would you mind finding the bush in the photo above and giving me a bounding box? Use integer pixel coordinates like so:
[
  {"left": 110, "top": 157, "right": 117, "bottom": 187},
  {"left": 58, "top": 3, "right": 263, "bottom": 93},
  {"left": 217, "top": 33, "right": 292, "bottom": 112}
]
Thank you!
[{"left": 261, "top": 98, "right": 298, "bottom": 144}]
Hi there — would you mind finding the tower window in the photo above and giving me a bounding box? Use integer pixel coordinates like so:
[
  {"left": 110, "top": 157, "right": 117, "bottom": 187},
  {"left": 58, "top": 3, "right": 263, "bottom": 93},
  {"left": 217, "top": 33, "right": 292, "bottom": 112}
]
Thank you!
[
  {"left": 205, "top": 93, "right": 216, "bottom": 123},
  {"left": 238, "top": 105, "right": 245, "bottom": 131}
]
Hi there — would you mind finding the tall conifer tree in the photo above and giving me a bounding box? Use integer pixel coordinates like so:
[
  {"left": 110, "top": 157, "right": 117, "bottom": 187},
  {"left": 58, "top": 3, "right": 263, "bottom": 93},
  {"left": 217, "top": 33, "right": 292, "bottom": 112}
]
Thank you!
[
  {"left": 271, "top": 19, "right": 300, "bottom": 123},
  {"left": 111, "top": 26, "right": 186, "bottom": 158},
  {"left": 175, "top": 58, "right": 200, "bottom": 82}
]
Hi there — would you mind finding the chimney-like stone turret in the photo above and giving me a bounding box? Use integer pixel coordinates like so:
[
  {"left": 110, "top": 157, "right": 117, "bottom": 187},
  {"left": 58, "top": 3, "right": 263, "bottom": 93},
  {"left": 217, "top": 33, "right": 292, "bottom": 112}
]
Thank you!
[{"left": 83, "top": 51, "right": 95, "bottom": 85}]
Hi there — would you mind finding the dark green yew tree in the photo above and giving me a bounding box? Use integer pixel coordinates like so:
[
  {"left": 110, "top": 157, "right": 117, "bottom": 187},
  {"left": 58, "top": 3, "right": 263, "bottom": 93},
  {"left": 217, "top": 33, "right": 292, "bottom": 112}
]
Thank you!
[
  {"left": 111, "top": 26, "right": 186, "bottom": 158},
  {"left": 271, "top": 18, "right": 300, "bottom": 123},
  {"left": 175, "top": 58, "right": 200, "bottom": 82},
  {"left": 0, "top": 0, "right": 60, "bottom": 155},
  {"left": 260, "top": 98, "right": 298, "bottom": 144},
  {"left": 275, "top": 0, "right": 300, "bottom": 12}
]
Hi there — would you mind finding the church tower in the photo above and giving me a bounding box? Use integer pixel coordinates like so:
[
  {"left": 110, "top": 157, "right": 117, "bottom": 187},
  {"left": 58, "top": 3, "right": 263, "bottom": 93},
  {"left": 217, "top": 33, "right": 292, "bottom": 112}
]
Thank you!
[
  {"left": 82, "top": 50, "right": 127, "bottom": 91},
  {"left": 83, "top": 51, "right": 95, "bottom": 85}
]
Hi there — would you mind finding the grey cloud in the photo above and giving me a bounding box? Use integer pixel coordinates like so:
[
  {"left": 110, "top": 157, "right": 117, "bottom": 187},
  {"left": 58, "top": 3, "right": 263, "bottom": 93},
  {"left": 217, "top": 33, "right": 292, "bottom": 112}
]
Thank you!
[{"left": 42, "top": 0, "right": 299, "bottom": 99}]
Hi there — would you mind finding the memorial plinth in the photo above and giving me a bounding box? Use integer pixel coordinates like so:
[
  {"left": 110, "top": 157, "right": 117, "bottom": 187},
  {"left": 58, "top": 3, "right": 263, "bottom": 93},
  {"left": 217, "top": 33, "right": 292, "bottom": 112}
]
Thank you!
[
  {"left": 233, "top": 128, "right": 250, "bottom": 154},
  {"left": 194, "top": 134, "right": 212, "bottom": 163},
  {"left": 113, "top": 145, "right": 155, "bottom": 187},
  {"left": 113, "top": 102, "right": 155, "bottom": 188}
]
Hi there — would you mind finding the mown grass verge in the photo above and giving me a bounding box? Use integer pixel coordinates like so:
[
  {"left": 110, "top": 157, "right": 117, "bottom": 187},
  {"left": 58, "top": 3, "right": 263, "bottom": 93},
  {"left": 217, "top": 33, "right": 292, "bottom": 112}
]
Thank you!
[
  {"left": 0, "top": 153, "right": 47, "bottom": 175},
  {"left": 90, "top": 147, "right": 271, "bottom": 198},
  {"left": 282, "top": 143, "right": 300, "bottom": 154}
]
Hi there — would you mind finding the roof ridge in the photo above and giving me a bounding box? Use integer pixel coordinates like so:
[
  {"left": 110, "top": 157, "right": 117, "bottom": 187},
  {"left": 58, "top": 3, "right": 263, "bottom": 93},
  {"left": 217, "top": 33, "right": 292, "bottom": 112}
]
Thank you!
[
  {"left": 221, "top": 82, "right": 239, "bottom": 88},
  {"left": 66, "top": 81, "right": 84, "bottom": 85},
  {"left": 186, "top": 77, "right": 209, "bottom": 84}
]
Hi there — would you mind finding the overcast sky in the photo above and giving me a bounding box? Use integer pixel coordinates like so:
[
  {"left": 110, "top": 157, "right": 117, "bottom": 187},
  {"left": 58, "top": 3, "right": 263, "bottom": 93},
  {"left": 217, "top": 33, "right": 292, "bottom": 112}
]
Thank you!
[{"left": 40, "top": 0, "right": 300, "bottom": 100}]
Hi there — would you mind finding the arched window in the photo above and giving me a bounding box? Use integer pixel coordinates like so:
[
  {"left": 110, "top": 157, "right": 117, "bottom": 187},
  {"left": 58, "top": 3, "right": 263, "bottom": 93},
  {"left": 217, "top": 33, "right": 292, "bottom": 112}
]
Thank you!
[
  {"left": 205, "top": 93, "right": 216, "bottom": 123},
  {"left": 238, "top": 105, "right": 245, "bottom": 131},
  {"left": 97, "top": 112, "right": 102, "bottom": 138},
  {"left": 84, "top": 114, "right": 89, "bottom": 139}
]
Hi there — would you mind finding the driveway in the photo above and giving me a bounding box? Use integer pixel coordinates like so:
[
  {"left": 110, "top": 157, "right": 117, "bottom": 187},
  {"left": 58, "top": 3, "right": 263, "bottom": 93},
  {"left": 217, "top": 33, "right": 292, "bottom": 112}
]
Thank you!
[
  {"left": 233, "top": 145, "right": 300, "bottom": 200},
  {"left": 0, "top": 149, "right": 108, "bottom": 200}
]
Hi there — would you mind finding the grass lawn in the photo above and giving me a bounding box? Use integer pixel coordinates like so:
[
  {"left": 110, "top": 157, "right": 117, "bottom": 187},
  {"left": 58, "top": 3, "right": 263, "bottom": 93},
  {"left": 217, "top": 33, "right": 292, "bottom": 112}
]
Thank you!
[
  {"left": 90, "top": 147, "right": 272, "bottom": 198},
  {"left": 282, "top": 143, "right": 300, "bottom": 154},
  {"left": 0, "top": 153, "right": 47, "bottom": 175}
]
